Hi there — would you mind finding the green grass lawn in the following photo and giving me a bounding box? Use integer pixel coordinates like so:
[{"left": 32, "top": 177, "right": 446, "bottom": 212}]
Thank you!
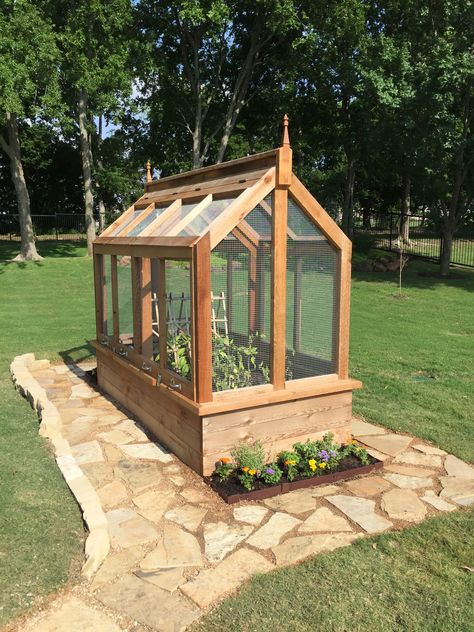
[{"left": 0, "top": 240, "right": 473, "bottom": 629}]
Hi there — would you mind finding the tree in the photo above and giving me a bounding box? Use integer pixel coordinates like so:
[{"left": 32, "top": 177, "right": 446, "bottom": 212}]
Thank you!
[
  {"left": 57, "top": 0, "right": 133, "bottom": 254},
  {"left": 136, "top": 0, "right": 300, "bottom": 171},
  {"left": 0, "top": 0, "right": 60, "bottom": 260}
]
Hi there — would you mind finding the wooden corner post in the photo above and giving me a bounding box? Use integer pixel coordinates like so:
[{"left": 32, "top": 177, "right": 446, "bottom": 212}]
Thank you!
[
  {"left": 93, "top": 251, "right": 106, "bottom": 340},
  {"left": 192, "top": 232, "right": 213, "bottom": 403},
  {"left": 271, "top": 115, "right": 293, "bottom": 390},
  {"left": 336, "top": 241, "right": 352, "bottom": 379}
]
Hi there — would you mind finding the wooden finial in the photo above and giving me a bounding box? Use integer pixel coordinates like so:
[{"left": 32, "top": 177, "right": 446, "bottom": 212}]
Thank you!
[
  {"left": 146, "top": 160, "right": 152, "bottom": 183},
  {"left": 282, "top": 114, "right": 290, "bottom": 146}
]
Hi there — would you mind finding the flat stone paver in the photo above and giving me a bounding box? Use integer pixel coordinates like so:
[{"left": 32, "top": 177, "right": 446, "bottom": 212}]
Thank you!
[
  {"left": 381, "top": 489, "right": 427, "bottom": 522},
  {"left": 140, "top": 524, "right": 202, "bottom": 569},
  {"left": 116, "top": 419, "right": 149, "bottom": 442},
  {"left": 299, "top": 507, "right": 353, "bottom": 533},
  {"left": 246, "top": 512, "right": 301, "bottom": 549},
  {"left": 439, "top": 477, "right": 474, "bottom": 506},
  {"left": 421, "top": 490, "right": 456, "bottom": 512},
  {"left": 91, "top": 546, "right": 145, "bottom": 591},
  {"left": 82, "top": 462, "right": 114, "bottom": 489},
  {"left": 352, "top": 419, "right": 387, "bottom": 436},
  {"left": 180, "top": 488, "right": 214, "bottom": 504},
  {"left": 272, "top": 533, "right": 361, "bottom": 567},
  {"left": 22, "top": 596, "right": 122, "bottom": 632},
  {"left": 393, "top": 451, "right": 443, "bottom": 468},
  {"left": 384, "top": 464, "right": 437, "bottom": 478},
  {"left": 357, "top": 433, "right": 412, "bottom": 456},
  {"left": 97, "top": 429, "right": 134, "bottom": 445},
  {"left": 106, "top": 508, "right": 159, "bottom": 549},
  {"left": 344, "top": 475, "right": 392, "bottom": 497},
  {"left": 133, "top": 489, "right": 175, "bottom": 523},
  {"left": 97, "top": 480, "right": 128, "bottom": 509},
  {"left": 97, "top": 573, "right": 200, "bottom": 631},
  {"left": 263, "top": 488, "right": 318, "bottom": 513},
  {"left": 204, "top": 521, "right": 253, "bottom": 562},
  {"left": 71, "top": 440, "right": 104, "bottom": 465},
  {"left": 413, "top": 443, "right": 447, "bottom": 456},
  {"left": 120, "top": 442, "right": 173, "bottom": 463},
  {"left": 444, "top": 455, "right": 474, "bottom": 479},
  {"left": 114, "top": 460, "right": 162, "bottom": 493},
  {"left": 134, "top": 568, "right": 185, "bottom": 592},
  {"left": 181, "top": 548, "right": 272, "bottom": 608},
  {"left": 383, "top": 473, "right": 433, "bottom": 489},
  {"left": 327, "top": 495, "right": 392, "bottom": 533},
  {"left": 164, "top": 505, "right": 207, "bottom": 532},
  {"left": 233, "top": 505, "right": 269, "bottom": 525}
]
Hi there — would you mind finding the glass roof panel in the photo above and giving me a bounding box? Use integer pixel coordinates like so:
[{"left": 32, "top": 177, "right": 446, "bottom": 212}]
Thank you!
[
  {"left": 288, "top": 196, "right": 323, "bottom": 238},
  {"left": 152, "top": 200, "right": 201, "bottom": 236},
  {"left": 111, "top": 210, "right": 144, "bottom": 236},
  {"left": 178, "top": 196, "right": 237, "bottom": 236},
  {"left": 128, "top": 204, "right": 168, "bottom": 236}
]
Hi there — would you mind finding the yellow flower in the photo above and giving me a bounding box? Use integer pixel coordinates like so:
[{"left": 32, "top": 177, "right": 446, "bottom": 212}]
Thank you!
[
  {"left": 308, "top": 459, "right": 317, "bottom": 471},
  {"left": 285, "top": 459, "right": 296, "bottom": 466},
  {"left": 319, "top": 462, "right": 327, "bottom": 469},
  {"left": 249, "top": 469, "right": 256, "bottom": 476},
  {"left": 351, "top": 439, "right": 358, "bottom": 445},
  {"left": 242, "top": 466, "right": 249, "bottom": 472}
]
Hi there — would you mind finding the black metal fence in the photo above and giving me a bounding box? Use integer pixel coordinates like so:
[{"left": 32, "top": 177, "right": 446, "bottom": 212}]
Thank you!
[
  {"left": 0, "top": 213, "right": 115, "bottom": 242},
  {"left": 353, "top": 212, "right": 474, "bottom": 268},
  {"left": 1, "top": 210, "right": 473, "bottom": 268}
]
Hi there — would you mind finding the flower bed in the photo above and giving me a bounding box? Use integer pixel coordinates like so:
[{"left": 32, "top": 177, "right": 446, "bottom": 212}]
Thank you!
[{"left": 206, "top": 434, "right": 383, "bottom": 504}]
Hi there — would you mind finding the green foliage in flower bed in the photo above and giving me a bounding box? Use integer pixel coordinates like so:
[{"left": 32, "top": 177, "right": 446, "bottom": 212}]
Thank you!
[{"left": 212, "top": 434, "right": 371, "bottom": 492}]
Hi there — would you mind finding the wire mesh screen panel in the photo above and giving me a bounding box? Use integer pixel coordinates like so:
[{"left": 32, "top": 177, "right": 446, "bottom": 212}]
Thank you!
[
  {"left": 210, "top": 195, "right": 273, "bottom": 391},
  {"left": 164, "top": 261, "right": 192, "bottom": 381},
  {"left": 116, "top": 255, "right": 134, "bottom": 347},
  {"left": 104, "top": 256, "right": 113, "bottom": 337},
  {"left": 286, "top": 196, "right": 338, "bottom": 379}
]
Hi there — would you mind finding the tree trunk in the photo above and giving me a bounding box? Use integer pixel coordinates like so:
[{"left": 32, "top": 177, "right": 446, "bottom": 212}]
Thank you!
[
  {"left": 96, "top": 115, "right": 106, "bottom": 232},
  {"left": 400, "top": 172, "right": 411, "bottom": 245},
  {"left": 2, "top": 113, "right": 42, "bottom": 261},
  {"left": 440, "top": 224, "right": 453, "bottom": 277},
  {"left": 78, "top": 89, "right": 96, "bottom": 255},
  {"left": 342, "top": 155, "right": 355, "bottom": 238}
]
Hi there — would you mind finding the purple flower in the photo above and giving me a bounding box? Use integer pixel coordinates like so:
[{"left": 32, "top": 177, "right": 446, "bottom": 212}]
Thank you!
[
  {"left": 265, "top": 468, "right": 275, "bottom": 475},
  {"left": 329, "top": 450, "right": 337, "bottom": 457},
  {"left": 318, "top": 450, "right": 330, "bottom": 462}
]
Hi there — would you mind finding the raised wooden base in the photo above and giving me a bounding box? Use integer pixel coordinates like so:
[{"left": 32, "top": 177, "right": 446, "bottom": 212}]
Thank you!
[{"left": 96, "top": 346, "right": 354, "bottom": 476}]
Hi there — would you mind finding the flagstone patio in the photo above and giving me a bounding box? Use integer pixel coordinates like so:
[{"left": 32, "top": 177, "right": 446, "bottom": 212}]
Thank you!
[{"left": 10, "top": 353, "right": 474, "bottom": 632}]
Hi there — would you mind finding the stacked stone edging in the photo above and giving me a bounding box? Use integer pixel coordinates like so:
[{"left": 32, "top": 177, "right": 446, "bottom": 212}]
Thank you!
[{"left": 10, "top": 353, "right": 109, "bottom": 579}]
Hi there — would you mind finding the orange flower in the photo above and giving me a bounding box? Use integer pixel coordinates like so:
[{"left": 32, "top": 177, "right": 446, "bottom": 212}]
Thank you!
[
  {"left": 219, "top": 457, "right": 231, "bottom": 464},
  {"left": 242, "top": 466, "right": 249, "bottom": 472}
]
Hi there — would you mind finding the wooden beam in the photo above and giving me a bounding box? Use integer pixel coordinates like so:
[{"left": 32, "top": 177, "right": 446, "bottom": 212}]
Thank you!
[
  {"left": 141, "top": 179, "right": 261, "bottom": 206},
  {"left": 271, "top": 188, "right": 288, "bottom": 390},
  {"left": 120, "top": 202, "right": 155, "bottom": 237},
  {"left": 93, "top": 253, "right": 106, "bottom": 339},
  {"left": 111, "top": 255, "right": 119, "bottom": 342},
  {"left": 226, "top": 251, "right": 233, "bottom": 332},
  {"left": 167, "top": 194, "right": 212, "bottom": 236},
  {"left": 293, "top": 256, "right": 302, "bottom": 353},
  {"left": 141, "top": 257, "right": 153, "bottom": 359},
  {"left": 131, "top": 257, "right": 142, "bottom": 353},
  {"left": 289, "top": 176, "right": 351, "bottom": 250},
  {"left": 336, "top": 245, "right": 352, "bottom": 379},
  {"left": 93, "top": 243, "right": 192, "bottom": 260},
  {"left": 157, "top": 259, "right": 167, "bottom": 370},
  {"left": 145, "top": 150, "right": 277, "bottom": 194},
  {"left": 94, "top": 234, "right": 197, "bottom": 248},
  {"left": 276, "top": 145, "right": 292, "bottom": 187},
  {"left": 209, "top": 167, "right": 276, "bottom": 249},
  {"left": 192, "top": 232, "right": 212, "bottom": 403}
]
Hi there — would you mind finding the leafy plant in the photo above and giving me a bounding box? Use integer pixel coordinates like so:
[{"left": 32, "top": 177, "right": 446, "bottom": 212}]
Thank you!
[
  {"left": 278, "top": 450, "right": 300, "bottom": 481},
  {"left": 213, "top": 332, "right": 270, "bottom": 391},
  {"left": 167, "top": 331, "right": 192, "bottom": 379},
  {"left": 261, "top": 463, "right": 283, "bottom": 485},
  {"left": 214, "top": 457, "right": 234, "bottom": 482},
  {"left": 231, "top": 440, "right": 266, "bottom": 471},
  {"left": 342, "top": 440, "right": 371, "bottom": 465}
]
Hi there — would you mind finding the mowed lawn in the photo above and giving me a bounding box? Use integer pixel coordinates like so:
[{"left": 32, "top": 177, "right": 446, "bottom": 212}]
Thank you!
[{"left": 0, "top": 240, "right": 473, "bottom": 629}]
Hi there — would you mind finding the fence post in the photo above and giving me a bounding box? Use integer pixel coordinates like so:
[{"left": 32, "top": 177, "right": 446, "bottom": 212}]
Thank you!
[
  {"left": 389, "top": 214, "right": 393, "bottom": 251},
  {"left": 55, "top": 213, "right": 59, "bottom": 240}
]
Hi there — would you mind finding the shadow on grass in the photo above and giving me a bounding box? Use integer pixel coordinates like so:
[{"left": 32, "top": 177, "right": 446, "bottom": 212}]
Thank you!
[
  {"left": 59, "top": 341, "right": 96, "bottom": 367},
  {"left": 352, "top": 259, "right": 474, "bottom": 293},
  {"left": 0, "top": 239, "right": 87, "bottom": 262}
]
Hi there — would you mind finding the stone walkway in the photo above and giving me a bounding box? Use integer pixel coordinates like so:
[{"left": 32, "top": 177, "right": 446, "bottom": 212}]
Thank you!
[{"left": 9, "top": 354, "right": 474, "bottom": 632}]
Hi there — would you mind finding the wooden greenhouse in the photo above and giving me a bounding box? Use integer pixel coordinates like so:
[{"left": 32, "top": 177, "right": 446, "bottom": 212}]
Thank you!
[{"left": 92, "top": 117, "right": 361, "bottom": 475}]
